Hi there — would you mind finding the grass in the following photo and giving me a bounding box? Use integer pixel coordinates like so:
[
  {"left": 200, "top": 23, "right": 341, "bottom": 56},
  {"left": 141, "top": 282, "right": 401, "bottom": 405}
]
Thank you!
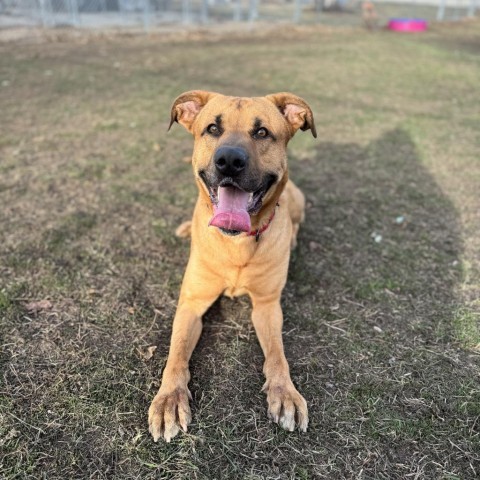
[{"left": 1, "top": 20, "right": 480, "bottom": 479}]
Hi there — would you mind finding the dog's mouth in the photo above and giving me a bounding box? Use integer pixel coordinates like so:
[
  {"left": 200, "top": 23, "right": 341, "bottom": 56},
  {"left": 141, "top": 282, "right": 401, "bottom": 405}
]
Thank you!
[{"left": 199, "top": 173, "right": 277, "bottom": 234}]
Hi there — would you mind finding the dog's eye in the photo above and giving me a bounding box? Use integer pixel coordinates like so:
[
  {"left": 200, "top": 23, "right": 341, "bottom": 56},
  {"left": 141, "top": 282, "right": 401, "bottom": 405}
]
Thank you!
[
  {"left": 207, "top": 124, "right": 221, "bottom": 136},
  {"left": 254, "top": 127, "right": 269, "bottom": 139}
]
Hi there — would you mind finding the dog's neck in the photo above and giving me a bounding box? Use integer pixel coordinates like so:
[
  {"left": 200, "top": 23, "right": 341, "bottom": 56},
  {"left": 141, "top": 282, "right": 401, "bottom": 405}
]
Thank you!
[
  {"left": 246, "top": 204, "right": 278, "bottom": 241},
  {"left": 250, "top": 171, "right": 288, "bottom": 232}
]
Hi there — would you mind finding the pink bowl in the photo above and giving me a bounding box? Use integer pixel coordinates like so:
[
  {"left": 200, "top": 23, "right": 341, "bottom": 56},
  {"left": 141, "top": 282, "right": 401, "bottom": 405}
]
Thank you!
[{"left": 388, "top": 18, "right": 428, "bottom": 32}]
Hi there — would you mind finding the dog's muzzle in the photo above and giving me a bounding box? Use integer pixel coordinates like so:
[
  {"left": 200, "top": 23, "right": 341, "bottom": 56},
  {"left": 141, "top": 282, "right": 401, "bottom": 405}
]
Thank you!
[{"left": 199, "top": 157, "right": 278, "bottom": 236}]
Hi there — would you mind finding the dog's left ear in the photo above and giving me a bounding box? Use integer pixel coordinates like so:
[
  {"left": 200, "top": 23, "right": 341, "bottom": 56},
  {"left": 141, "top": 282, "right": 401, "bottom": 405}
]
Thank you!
[
  {"left": 265, "top": 92, "right": 317, "bottom": 138},
  {"left": 169, "top": 90, "right": 217, "bottom": 133}
]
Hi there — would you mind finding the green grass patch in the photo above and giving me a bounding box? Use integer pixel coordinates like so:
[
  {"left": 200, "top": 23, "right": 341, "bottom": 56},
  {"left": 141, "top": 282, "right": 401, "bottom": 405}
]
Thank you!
[{"left": 453, "top": 307, "right": 480, "bottom": 351}]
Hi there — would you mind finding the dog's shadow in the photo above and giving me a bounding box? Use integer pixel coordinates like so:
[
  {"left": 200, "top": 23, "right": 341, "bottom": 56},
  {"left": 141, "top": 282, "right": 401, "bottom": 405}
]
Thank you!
[
  {"left": 178, "top": 127, "right": 464, "bottom": 443},
  {"left": 289, "top": 126, "right": 461, "bottom": 324}
]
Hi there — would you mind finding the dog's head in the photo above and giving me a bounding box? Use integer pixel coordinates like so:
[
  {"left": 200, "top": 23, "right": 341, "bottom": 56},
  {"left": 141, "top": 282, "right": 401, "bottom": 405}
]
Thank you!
[{"left": 169, "top": 91, "right": 316, "bottom": 235}]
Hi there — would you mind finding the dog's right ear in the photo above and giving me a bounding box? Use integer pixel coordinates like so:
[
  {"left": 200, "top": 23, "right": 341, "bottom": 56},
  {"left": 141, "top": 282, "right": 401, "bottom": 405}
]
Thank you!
[{"left": 169, "top": 90, "right": 216, "bottom": 133}]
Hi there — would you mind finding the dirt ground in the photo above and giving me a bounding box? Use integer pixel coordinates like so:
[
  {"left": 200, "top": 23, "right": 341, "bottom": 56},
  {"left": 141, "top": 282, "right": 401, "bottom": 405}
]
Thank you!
[{"left": 1, "top": 20, "right": 479, "bottom": 479}]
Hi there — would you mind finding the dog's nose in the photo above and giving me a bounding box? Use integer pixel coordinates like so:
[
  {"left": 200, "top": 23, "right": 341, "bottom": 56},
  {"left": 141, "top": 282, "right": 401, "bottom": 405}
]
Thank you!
[{"left": 214, "top": 146, "right": 249, "bottom": 177}]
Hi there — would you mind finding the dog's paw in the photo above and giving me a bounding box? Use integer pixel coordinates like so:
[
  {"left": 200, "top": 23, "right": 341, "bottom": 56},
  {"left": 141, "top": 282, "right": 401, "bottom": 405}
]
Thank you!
[
  {"left": 263, "top": 380, "right": 308, "bottom": 432},
  {"left": 148, "top": 387, "right": 192, "bottom": 442}
]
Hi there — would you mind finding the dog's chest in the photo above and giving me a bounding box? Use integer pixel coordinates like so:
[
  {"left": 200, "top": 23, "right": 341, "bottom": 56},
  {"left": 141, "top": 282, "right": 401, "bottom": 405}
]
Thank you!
[
  {"left": 220, "top": 255, "right": 260, "bottom": 298},
  {"left": 207, "top": 236, "right": 272, "bottom": 298},
  {"left": 224, "top": 285, "right": 248, "bottom": 298},
  {"left": 222, "top": 265, "right": 250, "bottom": 298}
]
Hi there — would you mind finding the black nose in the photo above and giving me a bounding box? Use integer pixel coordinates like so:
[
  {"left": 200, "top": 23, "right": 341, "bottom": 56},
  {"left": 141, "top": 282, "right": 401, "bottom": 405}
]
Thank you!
[{"left": 214, "top": 146, "right": 249, "bottom": 177}]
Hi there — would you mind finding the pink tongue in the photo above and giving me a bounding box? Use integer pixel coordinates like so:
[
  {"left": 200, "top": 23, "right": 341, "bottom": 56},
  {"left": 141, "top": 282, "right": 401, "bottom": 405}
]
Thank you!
[{"left": 209, "top": 186, "right": 251, "bottom": 232}]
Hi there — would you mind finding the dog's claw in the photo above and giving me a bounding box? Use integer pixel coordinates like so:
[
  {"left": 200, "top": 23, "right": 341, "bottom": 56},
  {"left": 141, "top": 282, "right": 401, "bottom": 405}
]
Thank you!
[
  {"left": 150, "top": 425, "right": 161, "bottom": 443},
  {"left": 163, "top": 423, "right": 180, "bottom": 443},
  {"left": 298, "top": 409, "right": 309, "bottom": 432},
  {"left": 278, "top": 400, "right": 296, "bottom": 431}
]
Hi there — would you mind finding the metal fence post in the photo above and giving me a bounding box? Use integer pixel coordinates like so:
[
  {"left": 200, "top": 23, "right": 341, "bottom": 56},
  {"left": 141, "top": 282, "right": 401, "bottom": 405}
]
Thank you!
[
  {"left": 293, "top": 0, "right": 301, "bottom": 22},
  {"left": 248, "top": 0, "right": 258, "bottom": 22},
  {"left": 437, "top": 0, "right": 446, "bottom": 20},
  {"left": 143, "top": 0, "right": 150, "bottom": 32},
  {"left": 467, "top": 0, "right": 477, "bottom": 17},
  {"left": 182, "top": 0, "right": 191, "bottom": 24},
  {"left": 39, "top": 0, "right": 49, "bottom": 26},
  {"left": 69, "top": 0, "right": 80, "bottom": 25},
  {"left": 233, "top": 0, "right": 241, "bottom": 21},
  {"left": 200, "top": 0, "right": 208, "bottom": 23}
]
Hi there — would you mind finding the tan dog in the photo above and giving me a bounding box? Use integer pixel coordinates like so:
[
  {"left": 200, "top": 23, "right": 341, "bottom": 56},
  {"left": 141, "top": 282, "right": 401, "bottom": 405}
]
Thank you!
[
  {"left": 148, "top": 91, "right": 316, "bottom": 442},
  {"left": 362, "top": 1, "right": 378, "bottom": 30}
]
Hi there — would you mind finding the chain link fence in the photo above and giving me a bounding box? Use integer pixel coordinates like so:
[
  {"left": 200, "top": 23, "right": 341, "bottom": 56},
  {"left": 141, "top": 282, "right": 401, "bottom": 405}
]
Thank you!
[{"left": 0, "top": 0, "right": 478, "bottom": 29}]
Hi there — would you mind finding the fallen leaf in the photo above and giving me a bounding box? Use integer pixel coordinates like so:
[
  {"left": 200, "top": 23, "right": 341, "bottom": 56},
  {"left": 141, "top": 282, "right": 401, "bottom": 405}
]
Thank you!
[
  {"left": 25, "top": 299, "right": 52, "bottom": 313},
  {"left": 0, "top": 428, "right": 19, "bottom": 446},
  {"left": 137, "top": 345, "right": 157, "bottom": 361}
]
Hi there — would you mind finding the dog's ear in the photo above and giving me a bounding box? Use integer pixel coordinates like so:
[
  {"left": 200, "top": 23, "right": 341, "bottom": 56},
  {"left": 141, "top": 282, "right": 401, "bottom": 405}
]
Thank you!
[
  {"left": 265, "top": 92, "right": 317, "bottom": 138},
  {"left": 169, "top": 90, "right": 217, "bottom": 133}
]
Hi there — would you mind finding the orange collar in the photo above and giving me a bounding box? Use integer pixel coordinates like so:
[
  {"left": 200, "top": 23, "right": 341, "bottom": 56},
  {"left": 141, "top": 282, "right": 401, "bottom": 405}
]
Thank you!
[{"left": 247, "top": 203, "right": 278, "bottom": 242}]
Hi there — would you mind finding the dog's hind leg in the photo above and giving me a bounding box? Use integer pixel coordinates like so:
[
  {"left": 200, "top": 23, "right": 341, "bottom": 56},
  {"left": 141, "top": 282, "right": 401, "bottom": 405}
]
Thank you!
[
  {"left": 175, "top": 220, "right": 192, "bottom": 238},
  {"left": 284, "top": 180, "right": 305, "bottom": 250},
  {"left": 290, "top": 223, "right": 300, "bottom": 250}
]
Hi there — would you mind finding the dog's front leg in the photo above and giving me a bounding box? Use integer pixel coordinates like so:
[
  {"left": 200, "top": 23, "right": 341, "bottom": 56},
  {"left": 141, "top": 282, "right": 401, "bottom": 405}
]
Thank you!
[
  {"left": 148, "top": 268, "right": 222, "bottom": 442},
  {"left": 148, "top": 303, "right": 201, "bottom": 442},
  {"left": 251, "top": 296, "right": 308, "bottom": 432}
]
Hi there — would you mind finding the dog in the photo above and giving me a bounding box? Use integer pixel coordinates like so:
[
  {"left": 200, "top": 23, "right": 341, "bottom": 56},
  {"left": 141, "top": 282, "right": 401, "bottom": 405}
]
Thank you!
[
  {"left": 148, "top": 91, "right": 316, "bottom": 442},
  {"left": 362, "top": 1, "right": 378, "bottom": 30}
]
